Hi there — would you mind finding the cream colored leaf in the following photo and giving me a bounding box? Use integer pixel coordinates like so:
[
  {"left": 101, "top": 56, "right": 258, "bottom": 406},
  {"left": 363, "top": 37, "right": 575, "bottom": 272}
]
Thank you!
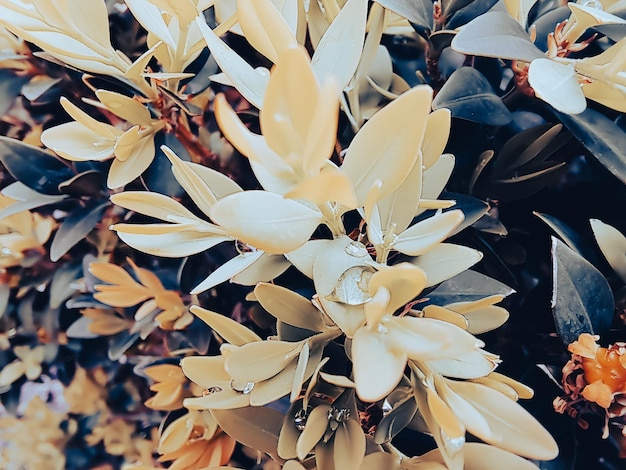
[
  {"left": 334, "top": 418, "right": 366, "bottom": 470},
  {"left": 162, "top": 145, "right": 215, "bottom": 217},
  {"left": 260, "top": 46, "right": 318, "bottom": 162},
  {"left": 477, "top": 372, "right": 534, "bottom": 400},
  {"left": 225, "top": 340, "right": 302, "bottom": 382},
  {"left": 115, "top": 229, "right": 230, "bottom": 257},
  {"left": 191, "top": 250, "right": 265, "bottom": 294},
  {"left": 528, "top": 59, "right": 586, "bottom": 115},
  {"left": 447, "top": 380, "right": 559, "bottom": 460},
  {"left": 421, "top": 305, "right": 469, "bottom": 330},
  {"left": 41, "top": 122, "right": 116, "bottom": 161},
  {"left": 463, "top": 442, "right": 541, "bottom": 470},
  {"left": 89, "top": 262, "right": 140, "bottom": 286},
  {"left": 368, "top": 263, "right": 428, "bottom": 313},
  {"left": 237, "top": 0, "right": 297, "bottom": 63},
  {"left": 591, "top": 218, "right": 626, "bottom": 283},
  {"left": 422, "top": 109, "right": 451, "bottom": 169},
  {"left": 96, "top": 90, "right": 152, "bottom": 126},
  {"left": 296, "top": 404, "right": 331, "bottom": 459},
  {"left": 186, "top": 161, "right": 243, "bottom": 199},
  {"left": 230, "top": 252, "right": 291, "bottom": 285},
  {"left": 341, "top": 86, "right": 433, "bottom": 206},
  {"left": 459, "top": 305, "right": 510, "bottom": 335},
  {"left": 421, "top": 154, "right": 455, "bottom": 201},
  {"left": 376, "top": 151, "right": 423, "bottom": 234},
  {"left": 111, "top": 191, "right": 202, "bottom": 223},
  {"left": 196, "top": 17, "right": 267, "bottom": 108},
  {"left": 352, "top": 327, "right": 407, "bottom": 402},
  {"left": 393, "top": 210, "right": 464, "bottom": 256},
  {"left": 181, "top": 355, "right": 230, "bottom": 388},
  {"left": 58, "top": 97, "right": 121, "bottom": 138},
  {"left": 158, "top": 413, "right": 195, "bottom": 454},
  {"left": 285, "top": 166, "right": 357, "bottom": 208},
  {"left": 285, "top": 239, "right": 331, "bottom": 278},
  {"left": 360, "top": 452, "right": 401, "bottom": 470},
  {"left": 427, "top": 387, "right": 465, "bottom": 440},
  {"left": 311, "top": 0, "right": 367, "bottom": 91},
  {"left": 0, "top": 360, "right": 25, "bottom": 387},
  {"left": 125, "top": 0, "right": 176, "bottom": 48},
  {"left": 303, "top": 79, "right": 340, "bottom": 175},
  {"left": 429, "top": 349, "right": 498, "bottom": 379},
  {"left": 109, "top": 132, "right": 156, "bottom": 188},
  {"left": 190, "top": 305, "right": 262, "bottom": 345},
  {"left": 214, "top": 94, "right": 291, "bottom": 172},
  {"left": 254, "top": 282, "right": 327, "bottom": 332},
  {"left": 209, "top": 191, "right": 323, "bottom": 253},
  {"left": 410, "top": 244, "right": 483, "bottom": 287},
  {"left": 291, "top": 341, "right": 310, "bottom": 402}
]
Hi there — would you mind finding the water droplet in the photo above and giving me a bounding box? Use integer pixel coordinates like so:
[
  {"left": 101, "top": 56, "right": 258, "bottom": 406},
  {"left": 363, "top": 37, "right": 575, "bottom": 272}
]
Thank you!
[
  {"left": 294, "top": 407, "right": 310, "bottom": 431},
  {"left": 344, "top": 241, "right": 369, "bottom": 258},
  {"left": 325, "top": 266, "right": 375, "bottom": 305},
  {"left": 203, "top": 386, "right": 223, "bottom": 396},
  {"left": 377, "top": 323, "right": 388, "bottom": 334},
  {"left": 230, "top": 379, "right": 255, "bottom": 394},
  {"left": 440, "top": 429, "right": 465, "bottom": 455},
  {"left": 1, "top": 248, "right": 13, "bottom": 256},
  {"left": 582, "top": 0, "right": 602, "bottom": 9}
]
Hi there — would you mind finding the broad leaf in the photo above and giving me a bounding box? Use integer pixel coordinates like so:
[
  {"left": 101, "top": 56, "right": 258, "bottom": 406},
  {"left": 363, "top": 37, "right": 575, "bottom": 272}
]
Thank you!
[
  {"left": 591, "top": 219, "right": 626, "bottom": 283},
  {"left": 50, "top": 200, "right": 109, "bottom": 261},
  {"left": 551, "top": 237, "right": 613, "bottom": 344},
  {"left": 0, "top": 137, "right": 74, "bottom": 195},
  {"left": 451, "top": 11, "right": 545, "bottom": 62},
  {"left": 433, "top": 67, "right": 511, "bottom": 126},
  {"left": 190, "top": 305, "right": 262, "bottom": 346}
]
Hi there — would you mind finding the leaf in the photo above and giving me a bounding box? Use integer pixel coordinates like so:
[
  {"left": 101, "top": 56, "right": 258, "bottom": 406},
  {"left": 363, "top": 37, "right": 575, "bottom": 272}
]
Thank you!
[
  {"left": 0, "top": 137, "right": 74, "bottom": 195},
  {"left": 446, "top": 380, "right": 558, "bottom": 460},
  {"left": 312, "top": 0, "right": 367, "bottom": 91},
  {"left": 209, "top": 191, "right": 322, "bottom": 254},
  {"left": 410, "top": 243, "right": 483, "bottom": 287},
  {"left": 254, "top": 282, "right": 327, "bottom": 332},
  {"left": 432, "top": 67, "right": 511, "bottom": 126},
  {"left": 426, "top": 269, "right": 515, "bottom": 306},
  {"left": 333, "top": 418, "right": 366, "bottom": 470},
  {"left": 341, "top": 86, "right": 432, "bottom": 206},
  {"left": 551, "top": 237, "right": 614, "bottom": 344},
  {"left": 528, "top": 59, "right": 586, "bottom": 114},
  {"left": 212, "top": 406, "right": 284, "bottom": 458},
  {"left": 96, "top": 90, "right": 152, "bottom": 126},
  {"left": 111, "top": 191, "right": 202, "bottom": 224},
  {"left": 50, "top": 200, "right": 109, "bottom": 261},
  {"left": 556, "top": 107, "right": 626, "bottom": 185},
  {"left": 49, "top": 261, "right": 82, "bottom": 309},
  {"left": 237, "top": 0, "right": 297, "bottom": 63},
  {"left": 226, "top": 340, "right": 302, "bottom": 382},
  {"left": 374, "top": 0, "right": 433, "bottom": 29},
  {"left": 195, "top": 17, "right": 267, "bottom": 109},
  {"left": 190, "top": 305, "right": 262, "bottom": 346},
  {"left": 230, "top": 252, "right": 291, "bottom": 285},
  {"left": 296, "top": 404, "right": 330, "bottom": 459},
  {"left": 534, "top": 211, "right": 586, "bottom": 255},
  {"left": 591, "top": 219, "right": 626, "bottom": 283},
  {"left": 393, "top": 210, "right": 464, "bottom": 256},
  {"left": 191, "top": 250, "right": 265, "bottom": 294},
  {"left": 0, "top": 71, "right": 28, "bottom": 115},
  {"left": 115, "top": 228, "right": 230, "bottom": 258},
  {"left": 450, "top": 11, "right": 545, "bottom": 62},
  {"left": 374, "top": 393, "right": 418, "bottom": 444}
]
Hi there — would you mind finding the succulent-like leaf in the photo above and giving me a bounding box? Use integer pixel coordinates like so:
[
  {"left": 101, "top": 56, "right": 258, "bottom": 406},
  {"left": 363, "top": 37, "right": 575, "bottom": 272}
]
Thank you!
[
  {"left": 410, "top": 244, "right": 483, "bottom": 287},
  {"left": 591, "top": 219, "right": 626, "bottom": 283},
  {"left": 190, "top": 305, "right": 262, "bottom": 345},
  {"left": 210, "top": 191, "right": 323, "bottom": 254},
  {"left": 551, "top": 237, "right": 614, "bottom": 344}
]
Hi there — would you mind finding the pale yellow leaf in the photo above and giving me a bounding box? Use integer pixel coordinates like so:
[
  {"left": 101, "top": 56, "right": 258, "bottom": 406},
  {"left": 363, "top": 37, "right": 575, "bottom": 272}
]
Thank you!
[
  {"left": 429, "top": 349, "right": 498, "bottom": 379},
  {"left": 285, "top": 239, "right": 331, "bottom": 278},
  {"left": 186, "top": 161, "right": 243, "bottom": 199},
  {"left": 111, "top": 191, "right": 202, "bottom": 223},
  {"left": 591, "top": 218, "right": 626, "bottom": 283},
  {"left": 209, "top": 191, "right": 322, "bottom": 253},
  {"left": 311, "top": 0, "right": 367, "bottom": 91},
  {"left": 341, "top": 86, "right": 433, "bottom": 205},
  {"left": 410, "top": 244, "right": 483, "bottom": 287},
  {"left": 368, "top": 263, "right": 428, "bottom": 313},
  {"left": 393, "top": 210, "right": 464, "bottom": 256},
  {"left": 96, "top": 90, "right": 152, "bottom": 126},
  {"left": 196, "top": 17, "right": 267, "bottom": 108},
  {"left": 191, "top": 250, "right": 265, "bottom": 294},
  {"left": 254, "top": 282, "right": 327, "bottom": 332},
  {"left": 285, "top": 165, "right": 357, "bottom": 208},
  {"left": 0, "top": 360, "right": 25, "bottom": 387},
  {"left": 422, "top": 109, "right": 451, "bottom": 169},
  {"left": 190, "top": 305, "right": 262, "bottom": 345},
  {"left": 296, "top": 404, "right": 331, "bottom": 459},
  {"left": 421, "top": 153, "right": 455, "bottom": 201},
  {"left": 115, "top": 229, "right": 230, "bottom": 258},
  {"left": 237, "top": 0, "right": 297, "bottom": 63},
  {"left": 41, "top": 122, "right": 117, "bottom": 161},
  {"left": 333, "top": 418, "right": 366, "bottom": 470},
  {"left": 291, "top": 341, "right": 310, "bottom": 402},
  {"left": 230, "top": 252, "right": 290, "bottom": 285}
]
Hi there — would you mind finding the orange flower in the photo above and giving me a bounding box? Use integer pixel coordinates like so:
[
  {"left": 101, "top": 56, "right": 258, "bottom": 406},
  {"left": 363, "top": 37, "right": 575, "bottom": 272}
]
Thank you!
[
  {"left": 568, "top": 333, "right": 600, "bottom": 358},
  {"left": 583, "top": 381, "right": 614, "bottom": 409}
]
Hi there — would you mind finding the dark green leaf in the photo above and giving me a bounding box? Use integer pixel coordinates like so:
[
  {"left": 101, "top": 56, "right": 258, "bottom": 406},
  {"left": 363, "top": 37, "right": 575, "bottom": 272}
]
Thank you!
[
  {"left": 0, "top": 137, "right": 74, "bottom": 195},
  {"left": 0, "top": 70, "right": 28, "bottom": 115},
  {"left": 533, "top": 212, "right": 585, "bottom": 256},
  {"left": 432, "top": 67, "right": 512, "bottom": 125},
  {"left": 50, "top": 200, "right": 109, "bottom": 262},
  {"left": 58, "top": 170, "right": 105, "bottom": 197},
  {"left": 374, "top": 393, "right": 418, "bottom": 444},
  {"left": 556, "top": 108, "right": 626, "bottom": 185},
  {"left": 551, "top": 237, "right": 613, "bottom": 344},
  {"left": 446, "top": 0, "right": 499, "bottom": 29},
  {"left": 426, "top": 270, "right": 515, "bottom": 305},
  {"left": 49, "top": 261, "right": 83, "bottom": 309},
  {"left": 141, "top": 133, "right": 189, "bottom": 198}
]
